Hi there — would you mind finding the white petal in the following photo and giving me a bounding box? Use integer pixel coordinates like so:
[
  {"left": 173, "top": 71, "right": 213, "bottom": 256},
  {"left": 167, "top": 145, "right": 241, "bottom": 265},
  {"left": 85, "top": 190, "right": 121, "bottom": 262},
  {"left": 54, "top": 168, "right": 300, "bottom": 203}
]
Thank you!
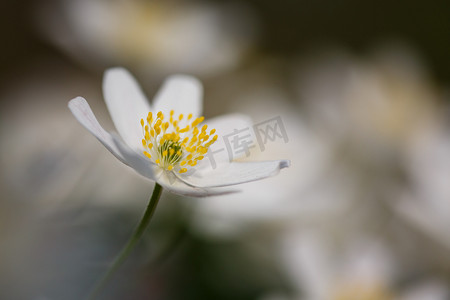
[
  {"left": 68, "top": 97, "right": 155, "bottom": 181},
  {"left": 152, "top": 75, "right": 203, "bottom": 119},
  {"left": 177, "top": 160, "right": 290, "bottom": 188},
  {"left": 154, "top": 170, "right": 238, "bottom": 197},
  {"left": 197, "top": 113, "right": 254, "bottom": 168},
  {"left": 110, "top": 133, "right": 156, "bottom": 181},
  {"left": 103, "top": 67, "right": 152, "bottom": 150}
]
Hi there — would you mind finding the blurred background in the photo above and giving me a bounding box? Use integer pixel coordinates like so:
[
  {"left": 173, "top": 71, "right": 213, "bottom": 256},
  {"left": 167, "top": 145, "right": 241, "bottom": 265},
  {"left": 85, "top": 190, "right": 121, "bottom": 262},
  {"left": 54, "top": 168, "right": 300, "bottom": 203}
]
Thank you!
[{"left": 1, "top": 0, "right": 450, "bottom": 299}]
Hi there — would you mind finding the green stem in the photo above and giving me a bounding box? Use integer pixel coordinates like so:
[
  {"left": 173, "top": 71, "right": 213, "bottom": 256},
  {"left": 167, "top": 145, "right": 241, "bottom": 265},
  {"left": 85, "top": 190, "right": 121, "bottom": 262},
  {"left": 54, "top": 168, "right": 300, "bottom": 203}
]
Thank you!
[{"left": 87, "top": 183, "right": 163, "bottom": 300}]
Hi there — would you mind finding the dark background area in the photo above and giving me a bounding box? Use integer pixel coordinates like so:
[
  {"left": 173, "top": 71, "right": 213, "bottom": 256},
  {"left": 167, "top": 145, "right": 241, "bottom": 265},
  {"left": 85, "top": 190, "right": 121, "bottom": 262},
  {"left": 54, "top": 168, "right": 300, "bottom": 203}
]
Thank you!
[{"left": 1, "top": 0, "right": 449, "bottom": 88}]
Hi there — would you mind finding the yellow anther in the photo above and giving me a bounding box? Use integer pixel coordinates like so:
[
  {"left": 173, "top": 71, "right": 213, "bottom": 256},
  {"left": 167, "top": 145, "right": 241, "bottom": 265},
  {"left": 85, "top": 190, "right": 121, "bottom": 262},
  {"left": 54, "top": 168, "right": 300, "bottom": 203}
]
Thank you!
[
  {"left": 142, "top": 139, "right": 147, "bottom": 147},
  {"left": 192, "top": 117, "right": 204, "bottom": 127},
  {"left": 173, "top": 120, "right": 178, "bottom": 127},
  {"left": 170, "top": 110, "right": 174, "bottom": 116},
  {"left": 164, "top": 122, "right": 169, "bottom": 131},
  {"left": 180, "top": 126, "right": 190, "bottom": 133},
  {"left": 148, "top": 143, "right": 153, "bottom": 149},
  {"left": 196, "top": 155, "right": 204, "bottom": 160},
  {"left": 169, "top": 149, "right": 175, "bottom": 156},
  {"left": 144, "top": 151, "right": 152, "bottom": 159},
  {"left": 186, "top": 154, "right": 193, "bottom": 160},
  {"left": 179, "top": 114, "right": 184, "bottom": 120},
  {"left": 151, "top": 129, "right": 155, "bottom": 137},
  {"left": 145, "top": 132, "right": 150, "bottom": 140},
  {"left": 155, "top": 159, "right": 160, "bottom": 164},
  {"left": 180, "top": 160, "right": 187, "bottom": 166},
  {"left": 156, "top": 127, "right": 161, "bottom": 135},
  {"left": 145, "top": 125, "right": 149, "bottom": 132},
  {"left": 176, "top": 150, "right": 182, "bottom": 156},
  {"left": 157, "top": 111, "right": 162, "bottom": 118},
  {"left": 201, "top": 124, "right": 208, "bottom": 132},
  {"left": 179, "top": 168, "right": 187, "bottom": 174},
  {"left": 140, "top": 119, "right": 144, "bottom": 126},
  {"left": 187, "top": 113, "right": 193, "bottom": 120},
  {"left": 210, "top": 129, "right": 216, "bottom": 135},
  {"left": 168, "top": 165, "right": 174, "bottom": 171}
]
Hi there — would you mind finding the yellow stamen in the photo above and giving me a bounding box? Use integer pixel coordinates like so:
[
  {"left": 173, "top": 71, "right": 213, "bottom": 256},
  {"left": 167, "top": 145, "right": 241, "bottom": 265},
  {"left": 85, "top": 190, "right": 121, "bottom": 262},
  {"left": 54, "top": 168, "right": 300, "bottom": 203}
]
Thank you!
[{"left": 140, "top": 110, "right": 217, "bottom": 172}]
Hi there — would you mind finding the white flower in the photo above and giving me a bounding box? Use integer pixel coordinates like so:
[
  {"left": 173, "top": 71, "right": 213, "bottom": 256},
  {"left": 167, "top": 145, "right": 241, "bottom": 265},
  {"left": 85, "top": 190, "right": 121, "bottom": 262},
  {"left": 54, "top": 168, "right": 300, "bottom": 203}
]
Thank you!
[
  {"left": 277, "top": 229, "right": 450, "bottom": 300},
  {"left": 279, "top": 231, "right": 390, "bottom": 300},
  {"left": 40, "top": 0, "right": 258, "bottom": 76},
  {"left": 390, "top": 122, "right": 450, "bottom": 249},
  {"left": 295, "top": 48, "right": 438, "bottom": 160},
  {"left": 68, "top": 68, "right": 289, "bottom": 196}
]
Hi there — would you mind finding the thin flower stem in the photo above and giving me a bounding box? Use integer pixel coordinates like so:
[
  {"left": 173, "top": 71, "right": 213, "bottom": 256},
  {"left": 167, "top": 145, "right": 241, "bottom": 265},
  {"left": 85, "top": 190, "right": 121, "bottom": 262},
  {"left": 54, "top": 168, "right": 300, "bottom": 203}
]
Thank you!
[{"left": 87, "top": 183, "right": 163, "bottom": 300}]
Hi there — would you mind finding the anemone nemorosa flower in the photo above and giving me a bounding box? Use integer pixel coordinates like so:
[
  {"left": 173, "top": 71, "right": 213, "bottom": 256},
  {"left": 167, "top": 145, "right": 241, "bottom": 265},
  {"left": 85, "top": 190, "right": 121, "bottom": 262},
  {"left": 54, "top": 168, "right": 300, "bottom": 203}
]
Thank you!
[{"left": 69, "top": 68, "right": 289, "bottom": 196}]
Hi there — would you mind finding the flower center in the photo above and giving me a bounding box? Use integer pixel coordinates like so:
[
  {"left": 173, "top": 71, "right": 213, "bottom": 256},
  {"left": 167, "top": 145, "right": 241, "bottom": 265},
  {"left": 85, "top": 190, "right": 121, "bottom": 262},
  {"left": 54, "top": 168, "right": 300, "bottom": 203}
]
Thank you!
[{"left": 140, "top": 110, "right": 218, "bottom": 174}]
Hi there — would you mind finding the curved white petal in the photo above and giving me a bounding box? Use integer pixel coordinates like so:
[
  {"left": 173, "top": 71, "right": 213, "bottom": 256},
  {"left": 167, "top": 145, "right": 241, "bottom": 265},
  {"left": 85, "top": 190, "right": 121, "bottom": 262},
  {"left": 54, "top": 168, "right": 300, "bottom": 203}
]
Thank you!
[
  {"left": 195, "top": 113, "right": 254, "bottom": 169},
  {"left": 152, "top": 75, "right": 203, "bottom": 119},
  {"left": 178, "top": 160, "right": 290, "bottom": 188},
  {"left": 110, "top": 134, "right": 156, "bottom": 181},
  {"left": 68, "top": 97, "right": 155, "bottom": 181},
  {"left": 154, "top": 169, "right": 238, "bottom": 197},
  {"left": 103, "top": 67, "right": 152, "bottom": 150}
]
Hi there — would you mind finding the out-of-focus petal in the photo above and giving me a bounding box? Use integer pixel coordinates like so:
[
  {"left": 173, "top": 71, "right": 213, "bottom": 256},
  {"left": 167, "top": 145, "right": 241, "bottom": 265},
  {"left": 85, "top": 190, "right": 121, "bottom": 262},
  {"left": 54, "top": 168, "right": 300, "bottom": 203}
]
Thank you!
[{"left": 200, "top": 113, "right": 254, "bottom": 166}]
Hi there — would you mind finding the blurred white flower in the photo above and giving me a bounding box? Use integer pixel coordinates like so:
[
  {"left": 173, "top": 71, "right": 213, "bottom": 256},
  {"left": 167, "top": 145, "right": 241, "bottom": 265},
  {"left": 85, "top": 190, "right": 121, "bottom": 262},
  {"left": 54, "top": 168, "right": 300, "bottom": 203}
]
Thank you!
[
  {"left": 279, "top": 230, "right": 396, "bottom": 300},
  {"left": 392, "top": 119, "right": 450, "bottom": 249},
  {"left": 295, "top": 47, "right": 439, "bottom": 162},
  {"left": 277, "top": 229, "right": 449, "bottom": 300},
  {"left": 400, "top": 280, "right": 450, "bottom": 300},
  {"left": 39, "top": 0, "right": 258, "bottom": 77},
  {"left": 70, "top": 68, "right": 289, "bottom": 197}
]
